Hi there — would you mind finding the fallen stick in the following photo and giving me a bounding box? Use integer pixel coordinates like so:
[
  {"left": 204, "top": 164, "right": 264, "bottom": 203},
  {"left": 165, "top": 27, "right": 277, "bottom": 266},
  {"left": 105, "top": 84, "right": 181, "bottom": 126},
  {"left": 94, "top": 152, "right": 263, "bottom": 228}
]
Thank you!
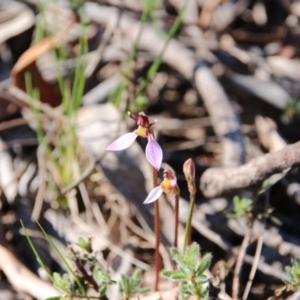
[
  {"left": 200, "top": 140, "right": 300, "bottom": 197},
  {"left": 0, "top": 244, "right": 60, "bottom": 300}
]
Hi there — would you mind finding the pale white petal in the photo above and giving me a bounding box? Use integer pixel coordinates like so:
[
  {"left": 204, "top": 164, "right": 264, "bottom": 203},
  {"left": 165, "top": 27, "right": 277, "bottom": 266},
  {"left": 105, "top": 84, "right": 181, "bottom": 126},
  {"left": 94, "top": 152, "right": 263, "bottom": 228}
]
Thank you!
[{"left": 143, "top": 186, "right": 163, "bottom": 204}]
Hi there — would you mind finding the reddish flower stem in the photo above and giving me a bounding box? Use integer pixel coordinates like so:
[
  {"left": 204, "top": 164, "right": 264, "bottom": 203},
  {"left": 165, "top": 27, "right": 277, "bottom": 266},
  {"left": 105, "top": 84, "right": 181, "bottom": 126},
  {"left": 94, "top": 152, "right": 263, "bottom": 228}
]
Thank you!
[
  {"left": 152, "top": 167, "right": 160, "bottom": 291},
  {"left": 174, "top": 194, "right": 179, "bottom": 248}
]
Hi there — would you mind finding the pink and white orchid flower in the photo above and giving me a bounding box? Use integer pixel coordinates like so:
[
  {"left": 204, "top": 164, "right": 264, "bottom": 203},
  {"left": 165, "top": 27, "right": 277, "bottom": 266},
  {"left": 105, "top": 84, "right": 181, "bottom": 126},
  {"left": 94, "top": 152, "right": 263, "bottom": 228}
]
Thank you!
[
  {"left": 144, "top": 170, "right": 179, "bottom": 204},
  {"left": 106, "top": 112, "right": 163, "bottom": 170}
]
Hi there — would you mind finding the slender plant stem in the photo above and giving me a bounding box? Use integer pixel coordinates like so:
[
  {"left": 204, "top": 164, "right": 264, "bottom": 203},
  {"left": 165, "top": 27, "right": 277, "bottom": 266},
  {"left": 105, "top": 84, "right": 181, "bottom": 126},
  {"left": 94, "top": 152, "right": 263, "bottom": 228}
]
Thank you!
[
  {"left": 242, "top": 233, "right": 264, "bottom": 300},
  {"left": 232, "top": 224, "right": 253, "bottom": 300},
  {"left": 152, "top": 167, "right": 160, "bottom": 291},
  {"left": 242, "top": 187, "right": 269, "bottom": 299},
  {"left": 174, "top": 194, "right": 179, "bottom": 248},
  {"left": 183, "top": 192, "right": 195, "bottom": 252}
]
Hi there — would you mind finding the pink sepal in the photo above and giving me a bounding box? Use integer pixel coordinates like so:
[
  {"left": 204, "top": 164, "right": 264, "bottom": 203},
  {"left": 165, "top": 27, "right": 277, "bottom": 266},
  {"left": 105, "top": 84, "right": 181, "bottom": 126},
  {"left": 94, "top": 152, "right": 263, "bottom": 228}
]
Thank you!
[
  {"left": 146, "top": 134, "right": 163, "bottom": 170},
  {"left": 106, "top": 132, "right": 138, "bottom": 151}
]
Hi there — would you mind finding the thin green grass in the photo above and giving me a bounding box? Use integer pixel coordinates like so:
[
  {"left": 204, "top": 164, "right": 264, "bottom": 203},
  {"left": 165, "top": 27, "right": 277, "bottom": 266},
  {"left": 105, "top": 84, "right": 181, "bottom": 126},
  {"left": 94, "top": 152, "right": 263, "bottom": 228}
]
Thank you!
[
  {"left": 110, "top": 0, "right": 187, "bottom": 113},
  {"left": 30, "top": 2, "right": 89, "bottom": 188},
  {"left": 109, "top": 0, "right": 155, "bottom": 110},
  {"left": 24, "top": 72, "right": 43, "bottom": 143},
  {"left": 21, "top": 221, "right": 87, "bottom": 297},
  {"left": 37, "top": 222, "right": 87, "bottom": 296},
  {"left": 135, "top": 0, "right": 188, "bottom": 98},
  {"left": 21, "top": 221, "right": 54, "bottom": 282}
]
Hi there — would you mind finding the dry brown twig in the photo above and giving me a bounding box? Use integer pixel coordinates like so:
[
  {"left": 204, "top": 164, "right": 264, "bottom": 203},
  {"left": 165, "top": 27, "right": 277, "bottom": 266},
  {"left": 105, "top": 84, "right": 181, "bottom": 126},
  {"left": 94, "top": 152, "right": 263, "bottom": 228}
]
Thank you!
[
  {"left": 31, "top": 145, "right": 47, "bottom": 221},
  {"left": 0, "top": 1, "right": 35, "bottom": 45},
  {"left": 232, "top": 224, "right": 253, "bottom": 300},
  {"left": 200, "top": 140, "right": 300, "bottom": 197},
  {"left": 199, "top": 0, "right": 223, "bottom": 29},
  {"left": 242, "top": 233, "right": 264, "bottom": 300},
  {"left": 9, "top": 86, "right": 64, "bottom": 122},
  {"left": 0, "top": 244, "right": 60, "bottom": 300},
  {"left": 194, "top": 65, "right": 245, "bottom": 167},
  {"left": 0, "top": 138, "right": 18, "bottom": 204}
]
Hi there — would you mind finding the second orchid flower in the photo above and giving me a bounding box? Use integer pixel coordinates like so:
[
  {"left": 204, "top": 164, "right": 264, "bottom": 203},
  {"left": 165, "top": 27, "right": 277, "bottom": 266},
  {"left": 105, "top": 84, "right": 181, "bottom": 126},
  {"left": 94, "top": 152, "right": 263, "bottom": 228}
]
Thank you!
[{"left": 144, "top": 170, "right": 179, "bottom": 204}]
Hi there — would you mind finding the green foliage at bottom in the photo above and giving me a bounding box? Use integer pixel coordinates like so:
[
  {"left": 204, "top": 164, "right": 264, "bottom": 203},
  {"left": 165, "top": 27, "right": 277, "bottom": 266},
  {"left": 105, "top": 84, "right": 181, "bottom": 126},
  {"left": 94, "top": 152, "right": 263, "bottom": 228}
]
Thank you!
[
  {"left": 285, "top": 258, "right": 300, "bottom": 291},
  {"left": 163, "top": 243, "right": 212, "bottom": 299},
  {"left": 119, "top": 270, "right": 150, "bottom": 300}
]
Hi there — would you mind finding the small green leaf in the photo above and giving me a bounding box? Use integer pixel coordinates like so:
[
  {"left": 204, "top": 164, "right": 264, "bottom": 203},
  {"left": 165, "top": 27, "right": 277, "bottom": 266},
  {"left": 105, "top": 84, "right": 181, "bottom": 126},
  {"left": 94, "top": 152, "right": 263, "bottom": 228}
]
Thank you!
[
  {"left": 131, "top": 269, "right": 142, "bottom": 289},
  {"left": 196, "top": 253, "right": 212, "bottom": 275},
  {"left": 170, "top": 249, "right": 191, "bottom": 273},
  {"left": 53, "top": 273, "right": 72, "bottom": 293},
  {"left": 195, "top": 275, "right": 210, "bottom": 284},
  {"left": 132, "top": 269, "right": 141, "bottom": 281},
  {"left": 231, "top": 196, "right": 252, "bottom": 218},
  {"left": 202, "top": 284, "right": 210, "bottom": 295},
  {"left": 93, "top": 267, "right": 114, "bottom": 286},
  {"left": 99, "top": 284, "right": 107, "bottom": 296},
  {"left": 120, "top": 274, "right": 130, "bottom": 292},
  {"left": 163, "top": 270, "right": 188, "bottom": 280},
  {"left": 76, "top": 237, "right": 92, "bottom": 252},
  {"left": 171, "top": 272, "right": 188, "bottom": 280},
  {"left": 162, "top": 270, "right": 175, "bottom": 277},
  {"left": 118, "top": 271, "right": 149, "bottom": 298},
  {"left": 270, "top": 216, "right": 282, "bottom": 226},
  {"left": 170, "top": 247, "right": 180, "bottom": 259},
  {"left": 45, "top": 297, "right": 62, "bottom": 300},
  {"left": 138, "top": 287, "right": 151, "bottom": 294},
  {"left": 188, "top": 243, "right": 201, "bottom": 258},
  {"left": 186, "top": 243, "right": 200, "bottom": 265},
  {"left": 180, "top": 284, "right": 193, "bottom": 295}
]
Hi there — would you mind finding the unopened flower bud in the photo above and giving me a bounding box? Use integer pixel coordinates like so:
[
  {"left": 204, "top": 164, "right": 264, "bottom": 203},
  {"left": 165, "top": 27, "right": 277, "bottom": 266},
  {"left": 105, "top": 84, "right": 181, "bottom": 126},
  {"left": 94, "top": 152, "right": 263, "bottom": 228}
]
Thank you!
[
  {"left": 183, "top": 158, "right": 196, "bottom": 195},
  {"left": 183, "top": 158, "right": 195, "bottom": 183}
]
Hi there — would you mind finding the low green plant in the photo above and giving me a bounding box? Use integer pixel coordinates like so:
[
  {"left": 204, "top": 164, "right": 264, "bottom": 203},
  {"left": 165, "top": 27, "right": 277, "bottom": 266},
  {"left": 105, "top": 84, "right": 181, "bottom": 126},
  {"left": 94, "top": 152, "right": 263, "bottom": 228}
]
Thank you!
[
  {"left": 228, "top": 195, "right": 253, "bottom": 219},
  {"left": 119, "top": 270, "right": 150, "bottom": 300},
  {"left": 23, "top": 221, "right": 116, "bottom": 299},
  {"left": 285, "top": 258, "right": 300, "bottom": 291},
  {"left": 52, "top": 273, "right": 73, "bottom": 296},
  {"left": 23, "top": 222, "right": 152, "bottom": 300},
  {"left": 68, "top": 238, "right": 116, "bottom": 298},
  {"left": 228, "top": 194, "right": 281, "bottom": 226},
  {"left": 281, "top": 97, "right": 300, "bottom": 124},
  {"left": 163, "top": 243, "right": 212, "bottom": 300}
]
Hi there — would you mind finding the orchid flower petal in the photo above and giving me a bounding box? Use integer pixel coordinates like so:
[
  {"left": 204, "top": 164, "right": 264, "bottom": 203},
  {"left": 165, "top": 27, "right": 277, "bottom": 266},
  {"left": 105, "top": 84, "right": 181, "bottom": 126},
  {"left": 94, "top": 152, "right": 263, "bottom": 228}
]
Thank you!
[
  {"left": 144, "top": 186, "right": 163, "bottom": 204},
  {"left": 169, "top": 173, "right": 177, "bottom": 187},
  {"left": 145, "top": 135, "right": 163, "bottom": 170},
  {"left": 106, "top": 132, "right": 138, "bottom": 151}
]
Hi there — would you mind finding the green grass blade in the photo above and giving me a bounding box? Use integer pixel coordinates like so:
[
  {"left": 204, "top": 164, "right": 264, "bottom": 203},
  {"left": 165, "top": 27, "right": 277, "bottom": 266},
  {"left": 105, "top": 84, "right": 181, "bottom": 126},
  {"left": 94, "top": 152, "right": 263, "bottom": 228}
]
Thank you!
[
  {"left": 20, "top": 221, "right": 54, "bottom": 282},
  {"left": 136, "top": 0, "right": 188, "bottom": 98},
  {"left": 36, "top": 222, "right": 87, "bottom": 296}
]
